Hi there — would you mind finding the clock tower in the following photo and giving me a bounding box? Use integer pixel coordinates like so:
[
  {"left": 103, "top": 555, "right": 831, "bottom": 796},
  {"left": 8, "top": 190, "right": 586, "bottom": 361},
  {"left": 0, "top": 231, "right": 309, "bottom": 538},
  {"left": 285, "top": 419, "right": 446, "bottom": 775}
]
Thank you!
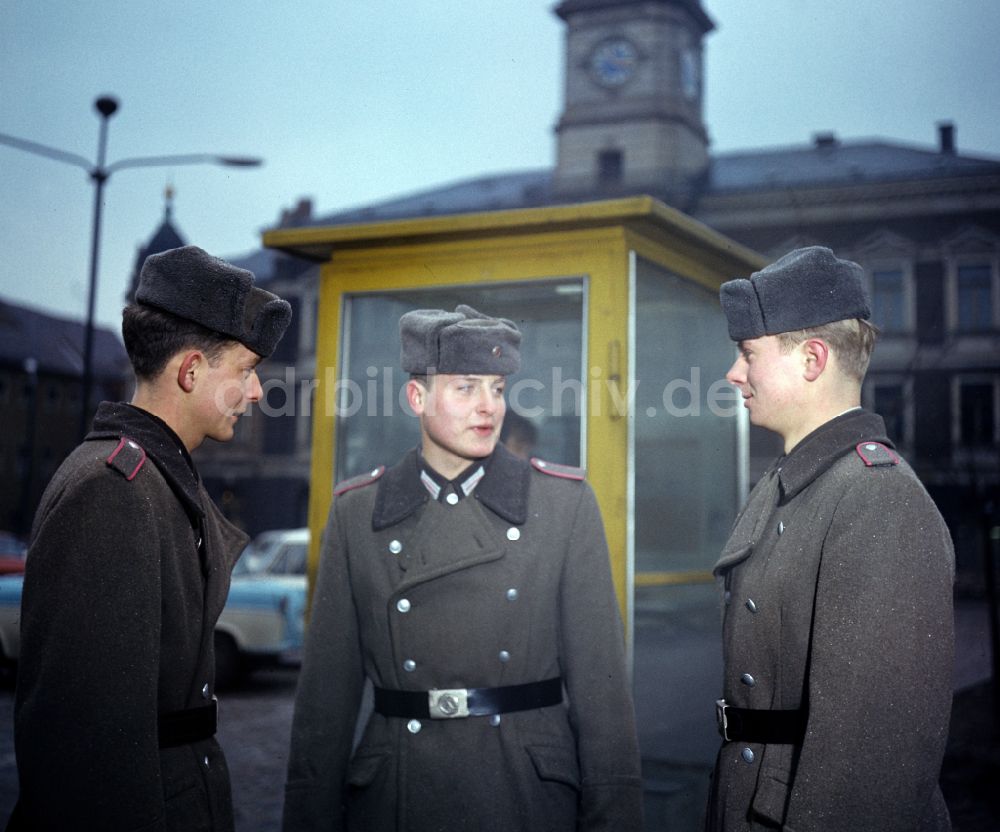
[{"left": 553, "top": 0, "right": 714, "bottom": 204}]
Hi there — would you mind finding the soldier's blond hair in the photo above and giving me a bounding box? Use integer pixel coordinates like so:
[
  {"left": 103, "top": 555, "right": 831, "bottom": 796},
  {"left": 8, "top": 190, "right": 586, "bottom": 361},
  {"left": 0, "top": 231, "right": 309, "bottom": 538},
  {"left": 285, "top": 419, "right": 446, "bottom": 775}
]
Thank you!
[{"left": 775, "top": 318, "right": 879, "bottom": 382}]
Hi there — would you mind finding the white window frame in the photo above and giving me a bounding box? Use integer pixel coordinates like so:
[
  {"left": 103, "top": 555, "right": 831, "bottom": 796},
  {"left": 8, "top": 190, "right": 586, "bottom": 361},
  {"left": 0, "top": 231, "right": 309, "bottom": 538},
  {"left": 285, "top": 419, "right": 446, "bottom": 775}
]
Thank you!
[
  {"left": 863, "top": 374, "right": 914, "bottom": 448},
  {"left": 865, "top": 259, "right": 914, "bottom": 334},
  {"left": 946, "top": 253, "right": 1000, "bottom": 333}
]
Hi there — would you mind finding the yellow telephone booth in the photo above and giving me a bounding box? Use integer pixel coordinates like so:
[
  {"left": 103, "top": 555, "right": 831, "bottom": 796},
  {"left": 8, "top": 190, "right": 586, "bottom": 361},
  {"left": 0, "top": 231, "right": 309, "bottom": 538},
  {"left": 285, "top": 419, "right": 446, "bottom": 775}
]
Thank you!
[{"left": 264, "top": 195, "right": 764, "bottom": 822}]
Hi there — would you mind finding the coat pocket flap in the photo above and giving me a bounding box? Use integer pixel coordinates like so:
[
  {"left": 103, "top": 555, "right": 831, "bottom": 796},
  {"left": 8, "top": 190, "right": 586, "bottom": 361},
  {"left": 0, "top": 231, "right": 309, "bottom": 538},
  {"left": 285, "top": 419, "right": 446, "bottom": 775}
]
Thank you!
[
  {"left": 750, "top": 768, "right": 791, "bottom": 826},
  {"left": 347, "top": 750, "right": 389, "bottom": 787},
  {"left": 525, "top": 744, "right": 581, "bottom": 789}
]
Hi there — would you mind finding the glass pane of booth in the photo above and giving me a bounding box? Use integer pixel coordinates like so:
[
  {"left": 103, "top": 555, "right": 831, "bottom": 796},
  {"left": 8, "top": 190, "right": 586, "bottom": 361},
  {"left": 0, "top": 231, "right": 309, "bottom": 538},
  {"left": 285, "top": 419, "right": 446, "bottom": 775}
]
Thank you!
[
  {"left": 335, "top": 280, "right": 585, "bottom": 483},
  {"left": 631, "top": 257, "right": 741, "bottom": 827}
]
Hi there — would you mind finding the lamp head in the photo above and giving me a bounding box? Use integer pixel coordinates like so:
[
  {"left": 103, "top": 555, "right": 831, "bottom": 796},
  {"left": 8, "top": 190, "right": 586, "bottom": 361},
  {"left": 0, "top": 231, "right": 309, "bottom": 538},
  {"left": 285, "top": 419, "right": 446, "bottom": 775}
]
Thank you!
[{"left": 94, "top": 96, "right": 119, "bottom": 119}]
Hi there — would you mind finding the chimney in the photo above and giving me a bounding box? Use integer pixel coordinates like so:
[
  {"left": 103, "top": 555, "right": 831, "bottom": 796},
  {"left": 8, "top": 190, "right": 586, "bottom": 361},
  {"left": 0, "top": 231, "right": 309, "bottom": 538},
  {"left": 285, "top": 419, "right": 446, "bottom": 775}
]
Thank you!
[
  {"left": 938, "top": 121, "right": 955, "bottom": 155},
  {"left": 813, "top": 131, "right": 839, "bottom": 150}
]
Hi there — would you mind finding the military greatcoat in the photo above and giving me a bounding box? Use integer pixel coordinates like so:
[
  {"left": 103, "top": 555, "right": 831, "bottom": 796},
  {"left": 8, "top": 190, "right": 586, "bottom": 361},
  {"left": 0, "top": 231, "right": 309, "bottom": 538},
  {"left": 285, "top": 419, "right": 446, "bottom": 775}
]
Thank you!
[
  {"left": 283, "top": 444, "right": 643, "bottom": 832},
  {"left": 707, "top": 410, "right": 954, "bottom": 832},
  {"left": 12, "top": 402, "right": 247, "bottom": 831}
]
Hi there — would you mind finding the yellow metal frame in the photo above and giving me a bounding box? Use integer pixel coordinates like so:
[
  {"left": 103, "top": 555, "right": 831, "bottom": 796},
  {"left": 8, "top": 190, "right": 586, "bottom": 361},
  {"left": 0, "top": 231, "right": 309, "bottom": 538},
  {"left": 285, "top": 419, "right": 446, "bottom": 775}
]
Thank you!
[{"left": 263, "top": 196, "right": 764, "bottom": 619}]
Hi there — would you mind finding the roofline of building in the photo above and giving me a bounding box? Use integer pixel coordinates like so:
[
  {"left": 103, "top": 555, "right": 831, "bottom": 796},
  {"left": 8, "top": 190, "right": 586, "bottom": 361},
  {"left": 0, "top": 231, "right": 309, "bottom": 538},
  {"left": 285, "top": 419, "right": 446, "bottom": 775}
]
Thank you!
[{"left": 262, "top": 195, "right": 765, "bottom": 270}]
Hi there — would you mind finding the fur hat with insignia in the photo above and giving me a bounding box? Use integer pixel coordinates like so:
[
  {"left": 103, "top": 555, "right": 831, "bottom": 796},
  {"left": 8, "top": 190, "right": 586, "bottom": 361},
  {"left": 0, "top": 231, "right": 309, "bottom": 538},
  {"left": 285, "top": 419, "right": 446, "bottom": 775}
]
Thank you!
[
  {"left": 136, "top": 245, "right": 292, "bottom": 358},
  {"left": 400, "top": 304, "right": 521, "bottom": 375},
  {"left": 719, "top": 246, "right": 871, "bottom": 341}
]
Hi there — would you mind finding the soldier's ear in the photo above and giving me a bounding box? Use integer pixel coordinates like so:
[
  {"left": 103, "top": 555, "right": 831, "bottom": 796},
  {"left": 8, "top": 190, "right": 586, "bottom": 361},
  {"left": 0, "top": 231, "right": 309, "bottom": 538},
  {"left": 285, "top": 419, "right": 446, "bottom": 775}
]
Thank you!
[
  {"left": 177, "top": 351, "right": 203, "bottom": 393},
  {"left": 801, "top": 338, "right": 829, "bottom": 382},
  {"left": 406, "top": 378, "right": 426, "bottom": 415}
]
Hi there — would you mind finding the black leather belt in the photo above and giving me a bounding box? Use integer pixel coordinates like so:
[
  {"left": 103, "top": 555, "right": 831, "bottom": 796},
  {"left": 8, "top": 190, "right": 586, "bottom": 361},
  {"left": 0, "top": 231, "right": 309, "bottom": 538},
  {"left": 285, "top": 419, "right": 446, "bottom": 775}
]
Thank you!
[
  {"left": 158, "top": 699, "right": 218, "bottom": 748},
  {"left": 375, "top": 677, "right": 563, "bottom": 720},
  {"left": 716, "top": 699, "right": 805, "bottom": 744}
]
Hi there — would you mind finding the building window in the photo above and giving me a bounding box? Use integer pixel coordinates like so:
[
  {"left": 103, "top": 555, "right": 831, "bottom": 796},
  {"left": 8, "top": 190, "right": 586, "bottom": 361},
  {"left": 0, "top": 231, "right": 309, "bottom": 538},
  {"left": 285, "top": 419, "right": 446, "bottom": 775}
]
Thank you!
[
  {"left": 956, "top": 263, "right": 993, "bottom": 332},
  {"left": 959, "top": 381, "right": 995, "bottom": 446},
  {"left": 864, "top": 376, "right": 912, "bottom": 447},
  {"left": 873, "top": 384, "right": 905, "bottom": 444},
  {"left": 871, "top": 269, "right": 905, "bottom": 332},
  {"left": 598, "top": 150, "right": 623, "bottom": 185},
  {"left": 337, "top": 280, "right": 585, "bottom": 481}
]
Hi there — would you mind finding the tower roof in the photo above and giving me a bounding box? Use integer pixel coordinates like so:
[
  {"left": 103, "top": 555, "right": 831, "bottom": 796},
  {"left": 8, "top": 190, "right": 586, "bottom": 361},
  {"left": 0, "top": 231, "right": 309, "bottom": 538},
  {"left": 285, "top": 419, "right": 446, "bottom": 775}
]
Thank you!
[
  {"left": 126, "top": 185, "right": 188, "bottom": 303},
  {"left": 555, "top": 0, "right": 714, "bottom": 33}
]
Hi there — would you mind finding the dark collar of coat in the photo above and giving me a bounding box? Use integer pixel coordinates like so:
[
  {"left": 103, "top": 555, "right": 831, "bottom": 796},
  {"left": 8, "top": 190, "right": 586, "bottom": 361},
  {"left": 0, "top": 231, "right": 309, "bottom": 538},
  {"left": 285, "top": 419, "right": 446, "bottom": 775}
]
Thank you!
[
  {"left": 87, "top": 401, "right": 205, "bottom": 523},
  {"left": 373, "top": 443, "right": 530, "bottom": 530},
  {"left": 777, "top": 409, "right": 891, "bottom": 502}
]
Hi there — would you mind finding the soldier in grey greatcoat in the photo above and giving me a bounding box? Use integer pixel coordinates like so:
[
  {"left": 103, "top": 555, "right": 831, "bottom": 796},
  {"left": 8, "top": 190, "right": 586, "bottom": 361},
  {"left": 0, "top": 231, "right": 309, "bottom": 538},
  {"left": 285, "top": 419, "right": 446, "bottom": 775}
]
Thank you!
[
  {"left": 10, "top": 246, "right": 291, "bottom": 831},
  {"left": 706, "top": 247, "right": 955, "bottom": 831},
  {"left": 283, "top": 305, "right": 642, "bottom": 832}
]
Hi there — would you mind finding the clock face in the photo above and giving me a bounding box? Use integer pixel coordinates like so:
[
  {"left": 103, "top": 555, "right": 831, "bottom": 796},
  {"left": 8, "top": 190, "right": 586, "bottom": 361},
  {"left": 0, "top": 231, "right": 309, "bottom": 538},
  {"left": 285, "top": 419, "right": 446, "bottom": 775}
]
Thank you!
[{"left": 589, "top": 38, "right": 639, "bottom": 88}]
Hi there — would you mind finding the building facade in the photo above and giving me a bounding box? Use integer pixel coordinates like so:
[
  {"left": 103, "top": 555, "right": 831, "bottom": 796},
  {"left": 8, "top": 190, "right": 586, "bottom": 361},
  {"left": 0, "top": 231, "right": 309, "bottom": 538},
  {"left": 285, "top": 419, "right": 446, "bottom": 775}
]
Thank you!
[
  {"left": 231, "top": 0, "right": 999, "bottom": 583},
  {"left": 0, "top": 300, "right": 129, "bottom": 536}
]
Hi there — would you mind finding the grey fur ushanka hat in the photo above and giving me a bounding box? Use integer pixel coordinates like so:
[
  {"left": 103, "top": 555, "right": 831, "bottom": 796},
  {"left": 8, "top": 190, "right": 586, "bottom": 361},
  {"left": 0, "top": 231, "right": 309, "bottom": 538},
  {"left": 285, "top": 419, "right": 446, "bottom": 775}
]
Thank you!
[
  {"left": 719, "top": 246, "right": 871, "bottom": 341},
  {"left": 136, "top": 245, "right": 292, "bottom": 358},
  {"left": 400, "top": 304, "right": 521, "bottom": 375}
]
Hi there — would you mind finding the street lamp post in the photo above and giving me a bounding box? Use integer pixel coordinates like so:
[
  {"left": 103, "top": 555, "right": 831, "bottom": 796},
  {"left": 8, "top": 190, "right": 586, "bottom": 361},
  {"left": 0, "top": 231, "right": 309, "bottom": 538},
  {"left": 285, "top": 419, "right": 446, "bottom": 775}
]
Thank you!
[{"left": 0, "top": 95, "right": 263, "bottom": 440}]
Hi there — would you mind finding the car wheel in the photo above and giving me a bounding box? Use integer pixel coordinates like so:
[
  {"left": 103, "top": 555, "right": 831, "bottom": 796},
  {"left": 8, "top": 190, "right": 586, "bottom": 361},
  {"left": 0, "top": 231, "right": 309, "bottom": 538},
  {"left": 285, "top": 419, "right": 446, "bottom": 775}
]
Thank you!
[{"left": 214, "top": 631, "right": 243, "bottom": 690}]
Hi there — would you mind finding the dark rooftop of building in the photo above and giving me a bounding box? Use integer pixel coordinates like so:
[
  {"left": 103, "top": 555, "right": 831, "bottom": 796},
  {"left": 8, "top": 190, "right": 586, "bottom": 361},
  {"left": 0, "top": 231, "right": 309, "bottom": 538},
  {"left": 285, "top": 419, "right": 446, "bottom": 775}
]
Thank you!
[
  {"left": 285, "top": 132, "right": 1000, "bottom": 232},
  {"left": 0, "top": 297, "right": 128, "bottom": 379}
]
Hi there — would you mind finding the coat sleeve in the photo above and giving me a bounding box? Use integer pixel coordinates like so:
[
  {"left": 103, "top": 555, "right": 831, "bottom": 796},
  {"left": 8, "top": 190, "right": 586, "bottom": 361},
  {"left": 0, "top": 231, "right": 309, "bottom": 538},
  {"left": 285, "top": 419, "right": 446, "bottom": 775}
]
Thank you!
[
  {"left": 14, "top": 471, "right": 168, "bottom": 831},
  {"left": 557, "top": 482, "right": 644, "bottom": 830},
  {"left": 283, "top": 495, "right": 366, "bottom": 832},
  {"left": 784, "top": 469, "right": 955, "bottom": 831}
]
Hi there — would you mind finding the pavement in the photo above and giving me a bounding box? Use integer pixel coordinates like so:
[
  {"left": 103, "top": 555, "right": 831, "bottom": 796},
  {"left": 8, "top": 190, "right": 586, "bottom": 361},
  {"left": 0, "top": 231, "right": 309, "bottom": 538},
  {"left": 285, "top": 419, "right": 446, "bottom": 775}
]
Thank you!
[{"left": 0, "top": 598, "right": 996, "bottom": 830}]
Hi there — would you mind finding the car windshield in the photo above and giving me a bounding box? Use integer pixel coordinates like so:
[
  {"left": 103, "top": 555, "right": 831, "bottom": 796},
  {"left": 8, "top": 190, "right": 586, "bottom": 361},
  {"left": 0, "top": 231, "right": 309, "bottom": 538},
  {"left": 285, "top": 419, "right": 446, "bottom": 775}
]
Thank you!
[
  {"left": 232, "top": 543, "right": 271, "bottom": 575},
  {"left": 233, "top": 530, "right": 309, "bottom": 576}
]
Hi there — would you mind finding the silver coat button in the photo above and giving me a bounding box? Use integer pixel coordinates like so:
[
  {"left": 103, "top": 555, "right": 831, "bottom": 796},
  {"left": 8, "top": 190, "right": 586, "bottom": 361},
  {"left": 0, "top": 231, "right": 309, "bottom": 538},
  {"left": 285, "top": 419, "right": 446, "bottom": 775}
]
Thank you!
[
  {"left": 778, "top": 521, "right": 785, "bottom": 534},
  {"left": 746, "top": 598, "right": 757, "bottom": 613},
  {"left": 389, "top": 539, "right": 403, "bottom": 554},
  {"left": 741, "top": 747, "right": 755, "bottom": 764},
  {"left": 490, "top": 714, "right": 501, "bottom": 727},
  {"left": 403, "top": 659, "right": 416, "bottom": 672},
  {"left": 499, "top": 650, "right": 511, "bottom": 663},
  {"left": 201, "top": 683, "right": 210, "bottom": 699},
  {"left": 396, "top": 598, "right": 411, "bottom": 613},
  {"left": 506, "top": 527, "right": 521, "bottom": 541},
  {"left": 203, "top": 755, "right": 210, "bottom": 767},
  {"left": 506, "top": 588, "right": 519, "bottom": 601},
  {"left": 445, "top": 493, "right": 459, "bottom": 505},
  {"left": 407, "top": 719, "right": 422, "bottom": 734},
  {"left": 741, "top": 673, "right": 756, "bottom": 687}
]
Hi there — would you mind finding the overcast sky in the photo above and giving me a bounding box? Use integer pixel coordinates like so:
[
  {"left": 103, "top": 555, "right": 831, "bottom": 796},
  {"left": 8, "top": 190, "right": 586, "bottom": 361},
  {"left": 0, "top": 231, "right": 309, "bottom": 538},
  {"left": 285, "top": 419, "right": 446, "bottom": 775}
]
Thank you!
[{"left": 2, "top": 0, "right": 999, "bottom": 332}]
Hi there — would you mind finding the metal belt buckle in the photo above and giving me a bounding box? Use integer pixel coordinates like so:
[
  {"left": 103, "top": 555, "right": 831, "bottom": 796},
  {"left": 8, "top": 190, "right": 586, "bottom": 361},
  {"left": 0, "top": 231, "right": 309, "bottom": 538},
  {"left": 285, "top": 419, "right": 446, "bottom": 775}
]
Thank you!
[
  {"left": 429, "top": 688, "right": 470, "bottom": 719},
  {"left": 716, "top": 698, "right": 730, "bottom": 742}
]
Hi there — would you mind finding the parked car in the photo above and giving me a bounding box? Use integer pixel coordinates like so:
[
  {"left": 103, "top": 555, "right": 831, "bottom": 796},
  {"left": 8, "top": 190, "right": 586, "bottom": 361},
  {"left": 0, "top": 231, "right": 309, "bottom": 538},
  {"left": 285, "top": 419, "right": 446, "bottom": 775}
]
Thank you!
[
  {"left": 0, "top": 574, "right": 23, "bottom": 676},
  {"left": 214, "top": 528, "right": 309, "bottom": 688},
  {"left": 0, "top": 532, "right": 27, "bottom": 575},
  {"left": 0, "top": 528, "right": 310, "bottom": 689}
]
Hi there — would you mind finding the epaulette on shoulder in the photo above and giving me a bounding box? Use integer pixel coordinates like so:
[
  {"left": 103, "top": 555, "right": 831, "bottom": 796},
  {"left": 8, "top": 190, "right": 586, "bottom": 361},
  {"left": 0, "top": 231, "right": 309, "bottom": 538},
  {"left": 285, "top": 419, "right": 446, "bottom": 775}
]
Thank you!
[
  {"left": 855, "top": 441, "right": 900, "bottom": 468},
  {"left": 106, "top": 436, "right": 148, "bottom": 481},
  {"left": 334, "top": 465, "right": 386, "bottom": 496},
  {"left": 530, "top": 457, "right": 585, "bottom": 481}
]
